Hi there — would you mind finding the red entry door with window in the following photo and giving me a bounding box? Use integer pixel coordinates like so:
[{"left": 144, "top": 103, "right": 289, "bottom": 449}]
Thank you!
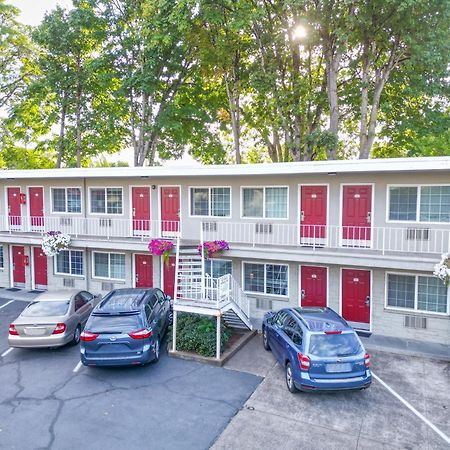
[
  {"left": 300, "top": 185, "right": 327, "bottom": 243},
  {"left": 135, "top": 254, "right": 153, "bottom": 288},
  {"left": 342, "top": 185, "right": 372, "bottom": 244},
  {"left": 163, "top": 256, "right": 176, "bottom": 298},
  {"left": 8, "top": 187, "right": 22, "bottom": 229},
  {"left": 161, "top": 187, "right": 180, "bottom": 235},
  {"left": 33, "top": 247, "right": 47, "bottom": 288},
  {"left": 341, "top": 269, "right": 371, "bottom": 326},
  {"left": 29, "top": 187, "right": 44, "bottom": 230},
  {"left": 132, "top": 187, "right": 151, "bottom": 234},
  {"left": 300, "top": 266, "right": 327, "bottom": 307},
  {"left": 12, "top": 246, "right": 26, "bottom": 285}
]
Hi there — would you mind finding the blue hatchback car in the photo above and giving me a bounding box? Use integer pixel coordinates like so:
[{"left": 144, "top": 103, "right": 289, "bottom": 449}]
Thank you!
[
  {"left": 262, "top": 307, "right": 371, "bottom": 392},
  {"left": 80, "top": 288, "right": 171, "bottom": 367}
]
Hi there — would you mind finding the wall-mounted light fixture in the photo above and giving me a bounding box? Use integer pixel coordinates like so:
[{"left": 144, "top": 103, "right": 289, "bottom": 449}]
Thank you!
[
  {"left": 151, "top": 185, "right": 156, "bottom": 190},
  {"left": 327, "top": 172, "right": 337, "bottom": 176}
]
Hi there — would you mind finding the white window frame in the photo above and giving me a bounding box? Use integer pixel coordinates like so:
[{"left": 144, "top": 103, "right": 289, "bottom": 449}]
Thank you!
[
  {"left": 54, "top": 249, "right": 84, "bottom": 277},
  {"left": 240, "top": 186, "right": 289, "bottom": 220},
  {"left": 92, "top": 251, "right": 126, "bottom": 281},
  {"left": 89, "top": 187, "right": 124, "bottom": 216},
  {"left": 386, "top": 184, "right": 450, "bottom": 224},
  {"left": 50, "top": 186, "right": 83, "bottom": 215},
  {"left": 385, "top": 271, "right": 449, "bottom": 316},
  {"left": 242, "top": 261, "right": 289, "bottom": 297},
  {"left": 189, "top": 186, "right": 232, "bottom": 218}
]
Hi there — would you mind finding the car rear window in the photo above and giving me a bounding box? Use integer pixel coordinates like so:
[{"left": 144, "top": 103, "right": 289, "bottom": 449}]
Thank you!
[
  {"left": 22, "top": 301, "right": 70, "bottom": 317},
  {"left": 308, "top": 333, "right": 362, "bottom": 357},
  {"left": 87, "top": 314, "right": 143, "bottom": 333}
]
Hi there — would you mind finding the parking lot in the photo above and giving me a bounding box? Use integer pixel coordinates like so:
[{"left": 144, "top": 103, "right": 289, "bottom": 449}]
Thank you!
[{"left": 1, "top": 296, "right": 449, "bottom": 450}]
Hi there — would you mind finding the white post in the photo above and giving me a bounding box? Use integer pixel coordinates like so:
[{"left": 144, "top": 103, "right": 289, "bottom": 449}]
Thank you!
[
  {"left": 200, "top": 222, "right": 205, "bottom": 300},
  {"left": 172, "top": 310, "right": 177, "bottom": 352},
  {"left": 216, "top": 314, "right": 221, "bottom": 359}
]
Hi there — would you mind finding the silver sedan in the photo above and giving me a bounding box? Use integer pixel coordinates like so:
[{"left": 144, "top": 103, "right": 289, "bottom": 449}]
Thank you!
[{"left": 8, "top": 289, "right": 102, "bottom": 348}]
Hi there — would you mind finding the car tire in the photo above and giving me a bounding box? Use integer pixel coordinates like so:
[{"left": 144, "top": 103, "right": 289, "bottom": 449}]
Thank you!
[
  {"left": 70, "top": 325, "right": 81, "bottom": 346},
  {"left": 152, "top": 336, "right": 160, "bottom": 363},
  {"left": 262, "top": 327, "right": 271, "bottom": 351},
  {"left": 285, "top": 362, "right": 298, "bottom": 393}
]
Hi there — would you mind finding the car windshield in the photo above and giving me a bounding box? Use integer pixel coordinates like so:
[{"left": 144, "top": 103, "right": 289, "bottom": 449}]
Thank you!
[
  {"left": 22, "top": 301, "right": 70, "bottom": 317},
  {"left": 87, "top": 314, "right": 142, "bottom": 333},
  {"left": 308, "top": 333, "right": 362, "bottom": 357}
]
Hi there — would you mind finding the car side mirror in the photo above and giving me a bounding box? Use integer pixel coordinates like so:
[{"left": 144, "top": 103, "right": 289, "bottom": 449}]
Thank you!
[{"left": 166, "top": 295, "right": 172, "bottom": 302}]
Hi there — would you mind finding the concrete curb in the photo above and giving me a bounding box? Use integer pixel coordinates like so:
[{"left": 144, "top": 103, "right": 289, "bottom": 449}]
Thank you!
[{"left": 364, "top": 343, "right": 450, "bottom": 363}]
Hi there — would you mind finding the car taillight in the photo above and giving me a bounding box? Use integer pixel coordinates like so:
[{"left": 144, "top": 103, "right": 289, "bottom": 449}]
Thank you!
[
  {"left": 128, "top": 329, "right": 152, "bottom": 340},
  {"left": 9, "top": 324, "right": 18, "bottom": 336},
  {"left": 364, "top": 352, "right": 370, "bottom": 368},
  {"left": 297, "top": 352, "right": 310, "bottom": 371},
  {"left": 52, "top": 323, "right": 66, "bottom": 334},
  {"left": 80, "top": 331, "right": 98, "bottom": 341}
]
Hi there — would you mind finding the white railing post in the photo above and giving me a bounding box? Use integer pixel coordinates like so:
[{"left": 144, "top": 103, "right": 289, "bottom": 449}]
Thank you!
[
  {"left": 173, "top": 234, "right": 180, "bottom": 302},
  {"left": 216, "top": 315, "right": 221, "bottom": 359},
  {"left": 172, "top": 310, "right": 177, "bottom": 352},
  {"left": 200, "top": 222, "right": 205, "bottom": 301}
]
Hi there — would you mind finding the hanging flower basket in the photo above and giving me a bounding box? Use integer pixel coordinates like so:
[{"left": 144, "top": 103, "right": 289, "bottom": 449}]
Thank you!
[
  {"left": 433, "top": 253, "right": 450, "bottom": 286},
  {"left": 198, "top": 240, "right": 230, "bottom": 259},
  {"left": 148, "top": 239, "right": 174, "bottom": 265},
  {"left": 41, "top": 231, "right": 71, "bottom": 257}
]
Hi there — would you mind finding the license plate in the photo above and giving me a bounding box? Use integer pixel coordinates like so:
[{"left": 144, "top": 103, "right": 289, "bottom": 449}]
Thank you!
[
  {"left": 24, "top": 327, "right": 47, "bottom": 336},
  {"left": 326, "top": 363, "right": 352, "bottom": 373}
]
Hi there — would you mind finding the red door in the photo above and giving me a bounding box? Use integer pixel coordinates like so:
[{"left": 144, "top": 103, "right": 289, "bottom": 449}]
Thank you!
[
  {"left": 8, "top": 187, "right": 22, "bottom": 229},
  {"left": 135, "top": 254, "right": 153, "bottom": 288},
  {"left": 342, "top": 185, "right": 372, "bottom": 245},
  {"left": 341, "top": 269, "right": 370, "bottom": 326},
  {"left": 300, "top": 185, "right": 327, "bottom": 244},
  {"left": 33, "top": 247, "right": 47, "bottom": 288},
  {"left": 132, "top": 187, "right": 151, "bottom": 234},
  {"left": 29, "top": 187, "right": 44, "bottom": 230},
  {"left": 12, "top": 246, "right": 26, "bottom": 286},
  {"left": 300, "top": 266, "right": 327, "bottom": 307},
  {"left": 161, "top": 187, "right": 180, "bottom": 235},
  {"left": 163, "top": 256, "right": 176, "bottom": 298}
]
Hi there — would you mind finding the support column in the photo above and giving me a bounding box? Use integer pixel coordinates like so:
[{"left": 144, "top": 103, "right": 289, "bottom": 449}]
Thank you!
[
  {"left": 172, "top": 310, "right": 177, "bottom": 352},
  {"left": 216, "top": 315, "right": 221, "bottom": 359}
]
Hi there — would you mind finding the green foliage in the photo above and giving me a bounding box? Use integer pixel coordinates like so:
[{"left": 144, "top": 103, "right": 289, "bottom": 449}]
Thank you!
[{"left": 169, "top": 313, "right": 231, "bottom": 357}]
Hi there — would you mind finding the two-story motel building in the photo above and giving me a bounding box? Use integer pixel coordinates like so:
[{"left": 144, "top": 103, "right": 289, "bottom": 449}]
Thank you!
[{"left": 0, "top": 156, "right": 449, "bottom": 345}]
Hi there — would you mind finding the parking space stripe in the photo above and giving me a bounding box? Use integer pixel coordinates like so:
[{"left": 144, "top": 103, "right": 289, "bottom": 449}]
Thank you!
[
  {"left": 73, "top": 361, "right": 83, "bottom": 373},
  {"left": 372, "top": 372, "right": 450, "bottom": 445},
  {"left": 0, "top": 300, "right": 14, "bottom": 310},
  {"left": 1, "top": 348, "right": 14, "bottom": 358}
]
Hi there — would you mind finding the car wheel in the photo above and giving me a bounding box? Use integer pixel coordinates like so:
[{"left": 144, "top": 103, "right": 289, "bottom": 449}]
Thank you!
[
  {"left": 263, "top": 327, "right": 271, "bottom": 351},
  {"left": 70, "top": 325, "right": 81, "bottom": 346},
  {"left": 285, "top": 362, "right": 298, "bottom": 393},
  {"left": 152, "top": 336, "right": 160, "bottom": 363}
]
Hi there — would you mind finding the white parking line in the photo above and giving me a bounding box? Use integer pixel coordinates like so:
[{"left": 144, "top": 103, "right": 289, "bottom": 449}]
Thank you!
[
  {"left": 1, "top": 348, "right": 14, "bottom": 358},
  {"left": 372, "top": 372, "right": 450, "bottom": 445},
  {"left": 73, "top": 361, "right": 83, "bottom": 373},
  {"left": 0, "top": 300, "right": 14, "bottom": 310}
]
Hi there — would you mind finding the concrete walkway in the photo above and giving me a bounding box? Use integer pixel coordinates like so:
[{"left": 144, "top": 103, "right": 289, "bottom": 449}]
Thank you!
[{"left": 0, "top": 287, "right": 40, "bottom": 303}]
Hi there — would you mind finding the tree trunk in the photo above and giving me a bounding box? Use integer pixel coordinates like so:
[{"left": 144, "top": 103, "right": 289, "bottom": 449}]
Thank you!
[
  {"left": 325, "top": 46, "right": 341, "bottom": 160},
  {"left": 358, "top": 41, "right": 370, "bottom": 158},
  {"left": 75, "top": 57, "right": 83, "bottom": 168},
  {"left": 56, "top": 93, "right": 67, "bottom": 168},
  {"left": 224, "top": 71, "right": 241, "bottom": 164}
]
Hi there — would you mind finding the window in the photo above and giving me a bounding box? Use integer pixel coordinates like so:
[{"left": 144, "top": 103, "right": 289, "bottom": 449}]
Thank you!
[
  {"left": 190, "top": 187, "right": 230, "bottom": 217},
  {"left": 204, "top": 259, "right": 232, "bottom": 278},
  {"left": 244, "top": 262, "right": 288, "bottom": 296},
  {"left": 387, "top": 273, "right": 448, "bottom": 314},
  {"left": 52, "top": 188, "right": 81, "bottom": 213},
  {"left": 388, "top": 185, "right": 450, "bottom": 223},
  {"left": 93, "top": 252, "right": 125, "bottom": 280},
  {"left": 74, "top": 294, "right": 87, "bottom": 311},
  {"left": 55, "top": 250, "right": 83, "bottom": 276},
  {"left": 242, "top": 187, "right": 288, "bottom": 219},
  {"left": 283, "top": 315, "right": 303, "bottom": 345},
  {"left": 90, "top": 188, "right": 123, "bottom": 214},
  {"left": 274, "top": 310, "right": 289, "bottom": 326},
  {"left": 0, "top": 246, "right": 3, "bottom": 269}
]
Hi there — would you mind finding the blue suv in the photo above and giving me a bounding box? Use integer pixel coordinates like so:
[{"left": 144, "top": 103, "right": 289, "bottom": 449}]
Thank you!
[
  {"left": 80, "top": 288, "right": 171, "bottom": 367},
  {"left": 262, "top": 307, "right": 371, "bottom": 392}
]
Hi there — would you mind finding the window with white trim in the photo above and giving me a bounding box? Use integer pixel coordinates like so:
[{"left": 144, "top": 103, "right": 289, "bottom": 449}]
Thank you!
[
  {"left": 52, "top": 188, "right": 81, "bottom": 213},
  {"left": 242, "top": 187, "right": 288, "bottom": 218},
  {"left": 204, "top": 259, "right": 232, "bottom": 278},
  {"left": 388, "top": 185, "right": 450, "bottom": 222},
  {"left": 387, "top": 273, "right": 448, "bottom": 314},
  {"left": 93, "top": 252, "right": 125, "bottom": 280},
  {"left": 90, "top": 188, "right": 123, "bottom": 214},
  {"left": 55, "top": 250, "right": 83, "bottom": 276},
  {"left": 190, "top": 187, "right": 230, "bottom": 217},
  {"left": 244, "top": 262, "right": 288, "bottom": 296},
  {"left": 0, "top": 246, "right": 4, "bottom": 268}
]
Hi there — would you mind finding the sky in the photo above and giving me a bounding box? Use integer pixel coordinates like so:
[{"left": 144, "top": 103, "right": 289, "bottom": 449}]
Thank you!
[{"left": 9, "top": 0, "right": 73, "bottom": 26}]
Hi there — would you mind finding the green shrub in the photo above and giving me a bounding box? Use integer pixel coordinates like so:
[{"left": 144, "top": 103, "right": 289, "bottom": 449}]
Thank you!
[{"left": 169, "top": 313, "right": 231, "bottom": 357}]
